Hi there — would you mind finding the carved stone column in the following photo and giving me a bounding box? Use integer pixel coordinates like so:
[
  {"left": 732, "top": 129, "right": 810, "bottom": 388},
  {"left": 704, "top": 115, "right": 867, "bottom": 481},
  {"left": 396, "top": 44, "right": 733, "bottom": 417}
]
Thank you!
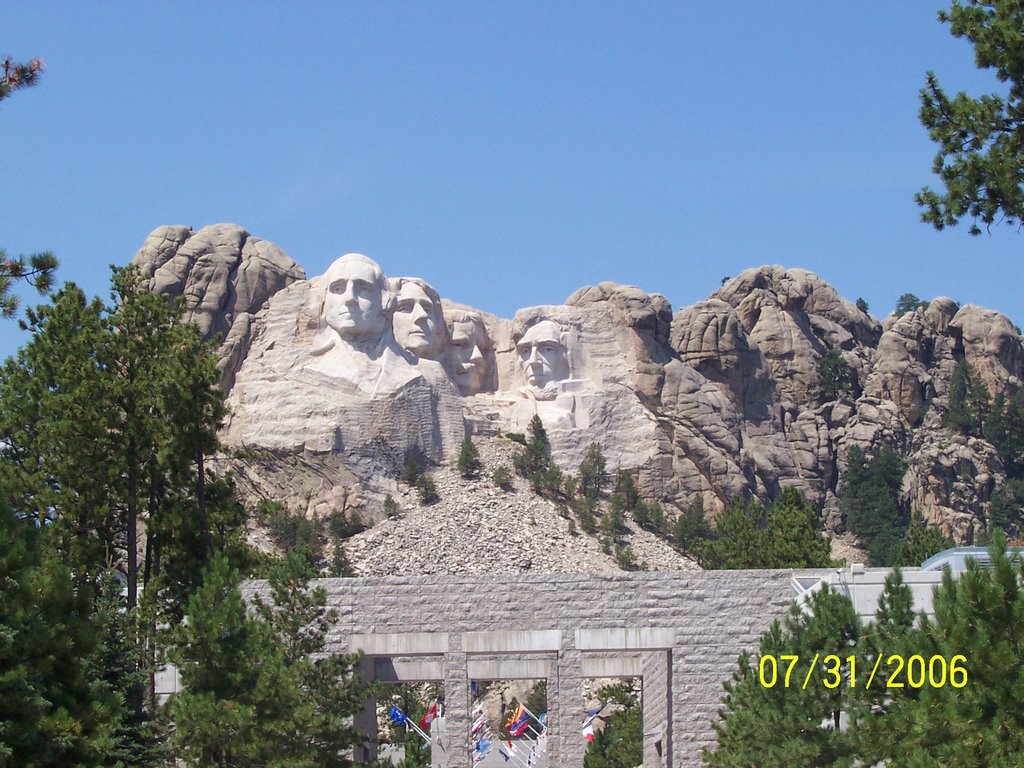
[
  {"left": 552, "top": 636, "right": 585, "bottom": 768},
  {"left": 643, "top": 650, "right": 672, "bottom": 767},
  {"left": 353, "top": 657, "right": 378, "bottom": 763},
  {"left": 443, "top": 634, "right": 471, "bottom": 768}
]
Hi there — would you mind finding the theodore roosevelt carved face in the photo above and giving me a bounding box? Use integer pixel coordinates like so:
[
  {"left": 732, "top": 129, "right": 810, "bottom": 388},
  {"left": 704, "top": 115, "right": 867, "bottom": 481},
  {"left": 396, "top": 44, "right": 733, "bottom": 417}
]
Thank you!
[
  {"left": 516, "top": 320, "right": 570, "bottom": 390},
  {"left": 447, "top": 310, "right": 491, "bottom": 394},
  {"left": 322, "top": 254, "right": 391, "bottom": 344},
  {"left": 391, "top": 277, "right": 444, "bottom": 359}
]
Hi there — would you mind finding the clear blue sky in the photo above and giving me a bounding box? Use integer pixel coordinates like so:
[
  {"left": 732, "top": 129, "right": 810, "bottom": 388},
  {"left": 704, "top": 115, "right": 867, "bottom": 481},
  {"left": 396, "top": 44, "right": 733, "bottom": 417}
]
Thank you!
[{"left": 3, "top": 2, "right": 1020, "bottom": 361}]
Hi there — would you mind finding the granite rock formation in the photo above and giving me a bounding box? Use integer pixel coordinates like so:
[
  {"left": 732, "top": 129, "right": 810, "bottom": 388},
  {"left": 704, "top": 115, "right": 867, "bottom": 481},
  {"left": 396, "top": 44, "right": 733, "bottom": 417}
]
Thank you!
[{"left": 134, "top": 226, "right": 1024, "bottom": 553}]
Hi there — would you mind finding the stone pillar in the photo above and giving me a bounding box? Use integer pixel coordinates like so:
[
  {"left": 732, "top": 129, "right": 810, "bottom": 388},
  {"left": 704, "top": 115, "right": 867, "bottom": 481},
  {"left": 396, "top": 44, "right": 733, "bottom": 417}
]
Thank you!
[
  {"left": 443, "top": 634, "right": 471, "bottom": 768},
  {"left": 642, "top": 651, "right": 672, "bottom": 767},
  {"left": 353, "top": 657, "right": 378, "bottom": 763},
  {"left": 552, "top": 636, "right": 585, "bottom": 768}
]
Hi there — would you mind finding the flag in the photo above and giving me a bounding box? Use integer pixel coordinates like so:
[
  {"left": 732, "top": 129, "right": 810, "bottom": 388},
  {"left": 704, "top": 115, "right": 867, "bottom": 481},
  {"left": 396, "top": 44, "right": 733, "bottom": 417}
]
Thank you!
[
  {"left": 471, "top": 713, "right": 487, "bottom": 735},
  {"left": 582, "top": 722, "right": 595, "bottom": 742},
  {"left": 419, "top": 703, "right": 438, "bottom": 731},
  {"left": 388, "top": 705, "right": 407, "bottom": 726},
  {"left": 499, "top": 748, "right": 512, "bottom": 762},
  {"left": 505, "top": 704, "right": 525, "bottom": 730},
  {"left": 503, "top": 739, "right": 516, "bottom": 754},
  {"left": 473, "top": 736, "right": 492, "bottom": 755},
  {"left": 509, "top": 714, "right": 530, "bottom": 737}
]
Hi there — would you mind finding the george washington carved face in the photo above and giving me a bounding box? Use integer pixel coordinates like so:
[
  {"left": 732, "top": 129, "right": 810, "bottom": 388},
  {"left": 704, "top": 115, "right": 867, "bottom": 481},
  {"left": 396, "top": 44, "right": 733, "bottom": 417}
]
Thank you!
[{"left": 322, "top": 254, "right": 391, "bottom": 344}]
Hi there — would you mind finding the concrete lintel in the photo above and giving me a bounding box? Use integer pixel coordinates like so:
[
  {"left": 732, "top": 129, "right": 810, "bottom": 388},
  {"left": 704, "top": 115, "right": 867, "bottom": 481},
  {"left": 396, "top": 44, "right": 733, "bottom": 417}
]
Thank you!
[
  {"left": 575, "top": 628, "right": 675, "bottom": 651},
  {"left": 468, "top": 658, "right": 551, "bottom": 679},
  {"left": 350, "top": 632, "right": 449, "bottom": 656},
  {"left": 372, "top": 658, "right": 444, "bottom": 682},
  {"left": 463, "top": 630, "right": 561, "bottom": 654},
  {"left": 581, "top": 655, "right": 642, "bottom": 678}
]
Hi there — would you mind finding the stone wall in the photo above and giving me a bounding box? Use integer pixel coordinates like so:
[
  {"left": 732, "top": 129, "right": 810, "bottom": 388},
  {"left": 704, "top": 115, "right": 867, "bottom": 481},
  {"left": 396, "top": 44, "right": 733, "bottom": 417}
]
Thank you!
[{"left": 243, "top": 570, "right": 796, "bottom": 767}]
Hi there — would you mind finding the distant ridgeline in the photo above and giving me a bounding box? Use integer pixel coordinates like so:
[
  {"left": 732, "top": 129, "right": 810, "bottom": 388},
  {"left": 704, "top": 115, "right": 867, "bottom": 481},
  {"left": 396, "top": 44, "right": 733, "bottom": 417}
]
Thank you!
[{"left": 134, "top": 223, "right": 1024, "bottom": 562}]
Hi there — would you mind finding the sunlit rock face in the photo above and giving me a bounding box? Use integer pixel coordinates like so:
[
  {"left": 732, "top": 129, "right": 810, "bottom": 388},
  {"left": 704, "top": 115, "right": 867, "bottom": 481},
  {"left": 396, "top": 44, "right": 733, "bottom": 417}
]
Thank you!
[
  {"left": 137, "top": 225, "right": 1024, "bottom": 546},
  {"left": 220, "top": 254, "right": 464, "bottom": 477},
  {"left": 131, "top": 223, "right": 305, "bottom": 390}
]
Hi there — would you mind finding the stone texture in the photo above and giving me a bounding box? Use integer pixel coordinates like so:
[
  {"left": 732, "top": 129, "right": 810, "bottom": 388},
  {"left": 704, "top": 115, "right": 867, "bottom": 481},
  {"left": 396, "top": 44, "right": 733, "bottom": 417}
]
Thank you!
[
  {"left": 132, "top": 223, "right": 305, "bottom": 389},
  {"left": 132, "top": 223, "right": 1024, "bottom": 553}
]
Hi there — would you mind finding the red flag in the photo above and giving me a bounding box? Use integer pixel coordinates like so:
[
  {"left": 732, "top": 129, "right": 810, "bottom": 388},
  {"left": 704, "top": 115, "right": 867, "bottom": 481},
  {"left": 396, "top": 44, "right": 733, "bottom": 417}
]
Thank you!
[{"left": 420, "top": 703, "right": 438, "bottom": 731}]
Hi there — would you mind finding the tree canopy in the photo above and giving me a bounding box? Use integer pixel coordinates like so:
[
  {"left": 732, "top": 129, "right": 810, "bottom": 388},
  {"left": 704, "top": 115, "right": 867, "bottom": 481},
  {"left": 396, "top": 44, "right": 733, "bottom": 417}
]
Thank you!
[{"left": 916, "top": 0, "right": 1024, "bottom": 234}]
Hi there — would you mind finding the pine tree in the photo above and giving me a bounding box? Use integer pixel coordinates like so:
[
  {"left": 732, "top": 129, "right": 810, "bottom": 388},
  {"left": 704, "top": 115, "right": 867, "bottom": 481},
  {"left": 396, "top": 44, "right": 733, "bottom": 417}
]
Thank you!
[
  {"left": 0, "top": 500, "right": 120, "bottom": 766},
  {"left": 916, "top": 0, "right": 1024, "bottom": 234},
  {"left": 764, "top": 487, "right": 832, "bottom": 568},
  {"left": 817, "top": 347, "right": 853, "bottom": 401},
  {"left": 704, "top": 585, "right": 861, "bottom": 768},
  {"left": 892, "top": 512, "right": 953, "bottom": 567},
  {"left": 584, "top": 684, "right": 642, "bottom": 768},
  {"left": 578, "top": 442, "right": 607, "bottom": 501},
  {"left": 457, "top": 437, "right": 482, "bottom": 479},
  {"left": 860, "top": 533, "right": 1024, "bottom": 765},
  {"left": 673, "top": 496, "right": 710, "bottom": 555},
  {"left": 698, "top": 498, "right": 766, "bottom": 570},
  {"left": 840, "top": 444, "right": 907, "bottom": 565},
  {"left": 167, "top": 554, "right": 370, "bottom": 766}
]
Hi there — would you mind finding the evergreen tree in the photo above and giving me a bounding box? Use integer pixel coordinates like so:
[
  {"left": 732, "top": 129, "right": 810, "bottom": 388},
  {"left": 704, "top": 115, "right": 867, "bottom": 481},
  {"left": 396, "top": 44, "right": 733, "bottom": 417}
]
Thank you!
[
  {"left": 584, "top": 684, "right": 642, "bottom": 768},
  {"left": 698, "top": 498, "right": 766, "bottom": 569},
  {"left": 944, "top": 360, "right": 982, "bottom": 434},
  {"left": 673, "top": 496, "right": 710, "bottom": 555},
  {"left": 491, "top": 464, "right": 513, "bottom": 490},
  {"left": 840, "top": 444, "right": 907, "bottom": 566},
  {"left": 614, "top": 470, "right": 641, "bottom": 512},
  {"left": 861, "top": 533, "right": 1024, "bottom": 766},
  {"left": 987, "top": 478, "right": 1024, "bottom": 538},
  {"left": 167, "top": 554, "right": 370, "bottom": 767},
  {"left": 578, "top": 442, "right": 608, "bottom": 501},
  {"left": 817, "top": 347, "right": 853, "bottom": 400},
  {"left": 401, "top": 447, "right": 424, "bottom": 485},
  {"left": 704, "top": 585, "right": 861, "bottom": 768},
  {"left": 602, "top": 492, "right": 628, "bottom": 538},
  {"left": 894, "top": 293, "right": 927, "bottom": 315},
  {"left": 916, "top": 0, "right": 1024, "bottom": 234},
  {"left": 892, "top": 512, "right": 954, "bottom": 566},
  {"left": 416, "top": 474, "right": 440, "bottom": 505},
  {"left": 457, "top": 437, "right": 482, "bottom": 479},
  {"left": 0, "top": 268, "right": 247, "bottom": 617},
  {"left": 764, "top": 487, "right": 832, "bottom": 568},
  {"left": 0, "top": 500, "right": 119, "bottom": 766}
]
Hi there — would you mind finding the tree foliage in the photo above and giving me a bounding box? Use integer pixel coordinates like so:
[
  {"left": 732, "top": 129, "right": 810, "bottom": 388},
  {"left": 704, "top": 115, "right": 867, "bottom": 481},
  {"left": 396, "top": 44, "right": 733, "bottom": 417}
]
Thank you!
[
  {"left": 167, "top": 554, "right": 370, "bottom": 767},
  {"left": 0, "top": 500, "right": 121, "bottom": 767},
  {"left": 584, "top": 683, "right": 642, "bottom": 768},
  {"left": 703, "top": 585, "right": 861, "bottom": 768},
  {"left": 840, "top": 444, "right": 907, "bottom": 565},
  {"left": 916, "top": 0, "right": 1024, "bottom": 234},
  {"left": 699, "top": 489, "right": 832, "bottom": 569},
  {"left": 0, "top": 268, "right": 248, "bottom": 618},
  {"left": 817, "top": 347, "right": 853, "bottom": 401},
  {"left": 457, "top": 437, "right": 482, "bottom": 479},
  {"left": 1, "top": 58, "right": 57, "bottom": 319}
]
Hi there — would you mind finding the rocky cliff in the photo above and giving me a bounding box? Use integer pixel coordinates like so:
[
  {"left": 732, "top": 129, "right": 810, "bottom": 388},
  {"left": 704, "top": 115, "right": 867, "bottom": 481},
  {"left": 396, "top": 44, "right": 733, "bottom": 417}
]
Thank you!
[{"left": 133, "top": 225, "right": 1024, "bottom": 562}]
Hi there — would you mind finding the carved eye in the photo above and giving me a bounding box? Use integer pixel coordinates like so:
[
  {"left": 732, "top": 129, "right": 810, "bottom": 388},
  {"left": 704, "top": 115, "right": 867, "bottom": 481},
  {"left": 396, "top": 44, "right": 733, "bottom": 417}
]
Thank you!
[
  {"left": 397, "top": 301, "right": 415, "bottom": 313},
  {"left": 328, "top": 279, "right": 347, "bottom": 295}
]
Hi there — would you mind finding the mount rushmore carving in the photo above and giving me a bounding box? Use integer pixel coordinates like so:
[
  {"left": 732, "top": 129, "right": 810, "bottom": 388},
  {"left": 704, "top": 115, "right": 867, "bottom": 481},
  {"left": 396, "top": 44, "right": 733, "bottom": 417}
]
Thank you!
[{"left": 133, "top": 223, "right": 1024, "bottom": 545}]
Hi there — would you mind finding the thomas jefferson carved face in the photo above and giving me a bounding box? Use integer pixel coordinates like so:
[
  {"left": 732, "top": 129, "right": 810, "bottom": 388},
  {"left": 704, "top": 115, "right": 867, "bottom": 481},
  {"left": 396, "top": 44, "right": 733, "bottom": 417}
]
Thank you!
[
  {"left": 517, "top": 320, "right": 570, "bottom": 390},
  {"left": 448, "top": 312, "right": 491, "bottom": 393},
  {"left": 392, "top": 279, "right": 443, "bottom": 359},
  {"left": 322, "top": 254, "right": 390, "bottom": 343}
]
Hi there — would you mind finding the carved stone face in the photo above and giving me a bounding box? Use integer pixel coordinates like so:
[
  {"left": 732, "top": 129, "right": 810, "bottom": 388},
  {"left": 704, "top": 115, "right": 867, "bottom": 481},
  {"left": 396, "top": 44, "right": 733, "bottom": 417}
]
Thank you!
[
  {"left": 448, "top": 314, "right": 490, "bottom": 393},
  {"left": 392, "top": 281, "right": 443, "bottom": 358},
  {"left": 517, "top": 320, "right": 569, "bottom": 389},
  {"left": 323, "top": 255, "right": 388, "bottom": 343}
]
